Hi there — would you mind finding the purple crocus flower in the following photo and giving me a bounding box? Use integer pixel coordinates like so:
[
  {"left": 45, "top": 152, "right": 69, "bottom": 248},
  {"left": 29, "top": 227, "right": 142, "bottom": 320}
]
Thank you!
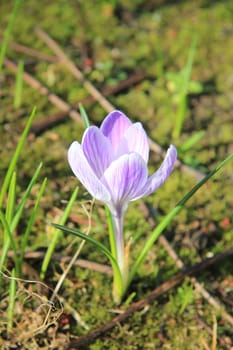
[{"left": 68, "top": 110, "right": 177, "bottom": 283}]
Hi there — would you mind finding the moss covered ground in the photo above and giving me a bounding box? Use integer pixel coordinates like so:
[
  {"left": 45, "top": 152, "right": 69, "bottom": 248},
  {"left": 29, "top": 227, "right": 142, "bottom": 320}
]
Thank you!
[{"left": 0, "top": 0, "right": 233, "bottom": 349}]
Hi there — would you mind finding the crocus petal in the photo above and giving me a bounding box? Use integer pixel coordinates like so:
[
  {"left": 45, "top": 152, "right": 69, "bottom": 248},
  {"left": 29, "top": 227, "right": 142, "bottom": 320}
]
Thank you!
[
  {"left": 68, "top": 141, "right": 111, "bottom": 202},
  {"left": 82, "top": 126, "right": 113, "bottom": 178},
  {"left": 102, "top": 153, "right": 148, "bottom": 206},
  {"left": 133, "top": 145, "right": 177, "bottom": 200},
  {"left": 100, "top": 110, "right": 132, "bottom": 153},
  {"left": 117, "top": 122, "right": 149, "bottom": 163}
]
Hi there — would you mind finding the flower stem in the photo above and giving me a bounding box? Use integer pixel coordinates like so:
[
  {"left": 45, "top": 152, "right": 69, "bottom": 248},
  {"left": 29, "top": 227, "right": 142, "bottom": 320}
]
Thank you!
[{"left": 111, "top": 207, "right": 128, "bottom": 292}]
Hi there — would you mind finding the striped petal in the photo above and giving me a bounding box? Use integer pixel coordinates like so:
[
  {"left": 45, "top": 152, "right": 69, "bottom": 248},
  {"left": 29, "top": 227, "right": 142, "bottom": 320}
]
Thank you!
[
  {"left": 100, "top": 110, "right": 132, "bottom": 153},
  {"left": 68, "top": 141, "right": 111, "bottom": 202},
  {"left": 82, "top": 126, "right": 113, "bottom": 178},
  {"left": 133, "top": 145, "right": 177, "bottom": 200},
  {"left": 102, "top": 153, "right": 148, "bottom": 206},
  {"left": 117, "top": 122, "right": 149, "bottom": 163}
]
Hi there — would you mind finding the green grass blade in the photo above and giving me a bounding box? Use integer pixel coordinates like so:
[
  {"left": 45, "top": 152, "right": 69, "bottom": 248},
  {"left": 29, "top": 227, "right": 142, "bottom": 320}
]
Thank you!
[
  {"left": 11, "top": 162, "right": 43, "bottom": 233},
  {"left": 179, "top": 130, "right": 205, "bottom": 153},
  {"left": 7, "top": 268, "right": 17, "bottom": 334},
  {"left": 173, "top": 36, "right": 197, "bottom": 138},
  {"left": 4, "top": 172, "right": 16, "bottom": 241},
  {"left": 182, "top": 36, "right": 198, "bottom": 95},
  {"left": 0, "top": 210, "right": 19, "bottom": 275},
  {"left": 14, "top": 60, "right": 24, "bottom": 109},
  {"left": 53, "top": 224, "right": 118, "bottom": 271},
  {"left": 0, "top": 0, "right": 21, "bottom": 74},
  {"left": 54, "top": 223, "right": 123, "bottom": 299},
  {"left": 79, "top": 103, "right": 90, "bottom": 128},
  {"left": 128, "top": 153, "right": 233, "bottom": 287},
  {"left": 0, "top": 164, "right": 42, "bottom": 276},
  {"left": 0, "top": 107, "right": 37, "bottom": 208},
  {"left": 1, "top": 172, "right": 17, "bottom": 273},
  {"left": 40, "top": 187, "right": 79, "bottom": 279},
  {"left": 20, "top": 177, "right": 47, "bottom": 271}
]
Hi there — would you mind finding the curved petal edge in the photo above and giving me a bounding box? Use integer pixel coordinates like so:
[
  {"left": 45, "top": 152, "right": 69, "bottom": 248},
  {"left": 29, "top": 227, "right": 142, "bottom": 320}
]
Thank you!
[
  {"left": 68, "top": 141, "right": 111, "bottom": 202},
  {"left": 133, "top": 144, "right": 177, "bottom": 200}
]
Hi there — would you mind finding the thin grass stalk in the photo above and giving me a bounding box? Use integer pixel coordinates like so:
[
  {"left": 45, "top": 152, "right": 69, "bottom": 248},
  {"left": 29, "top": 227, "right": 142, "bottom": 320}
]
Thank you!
[
  {"left": 0, "top": 163, "right": 43, "bottom": 275},
  {"left": 20, "top": 177, "right": 47, "bottom": 273},
  {"left": 179, "top": 130, "right": 205, "bottom": 153},
  {"left": 11, "top": 163, "right": 43, "bottom": 232},
  {"left": 1, "top": 172, "right": 17, "bottom": 277},
  {"left": 40, "top": 186, "right": 79, "bottom": 279},
  {"left": 0, "top": 211, "right": 20, "bottom": 276},
  {"left": 173, "top": 36, "right": 197, "bottom": 139},
  {"left": 7, "top": 268, "right": 17, "bottom": 334},
  {"left": 79, "top": 103, "right": 90, "bottom": 128},
  {"left": 14, "top": 60, "right": 24, "bottom": 108},
  {"left": 0, "top": 107, "right": 37, "bottom": 208},
  {"left": 0, "top": 0, "right": 21, "bottom": 73},
  {"left": 4, "top": 172, "right": 16, "bottom": 243}
]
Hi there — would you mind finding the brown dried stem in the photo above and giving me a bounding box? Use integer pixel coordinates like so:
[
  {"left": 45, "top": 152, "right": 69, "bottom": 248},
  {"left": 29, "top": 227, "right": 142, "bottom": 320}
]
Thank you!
[
  {"left": 28, "top": 69, "right": 146, "bottom": 134},
  {"left": 7, "top": 250, "right": 112, "bottom": 276},
  {"left": 35, "top": 26, "right": 115, "bottom": 113},
  {"left": 4, "top": 58, "right": 82, "bottom": 123},
  {"left": 0, "top": 38, "right": 58, "bottom": 62}
]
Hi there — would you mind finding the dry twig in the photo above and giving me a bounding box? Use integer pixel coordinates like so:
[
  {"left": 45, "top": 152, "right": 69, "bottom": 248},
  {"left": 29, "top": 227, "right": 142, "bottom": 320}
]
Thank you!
[
  {"left": 0, "top": 38, "right": 58, "bottom": 62},
  {"left": 4, "top": 58, "right": 82, "bottom": 123},
  {"left": 35, "top": 27, "right": 115, "bottom": 113},
  {"left": 28, "top": 69, "right": 146, "bottom": 135},
  {"left": 7, "top": 250, "right": 112, "bottom": 276}
]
